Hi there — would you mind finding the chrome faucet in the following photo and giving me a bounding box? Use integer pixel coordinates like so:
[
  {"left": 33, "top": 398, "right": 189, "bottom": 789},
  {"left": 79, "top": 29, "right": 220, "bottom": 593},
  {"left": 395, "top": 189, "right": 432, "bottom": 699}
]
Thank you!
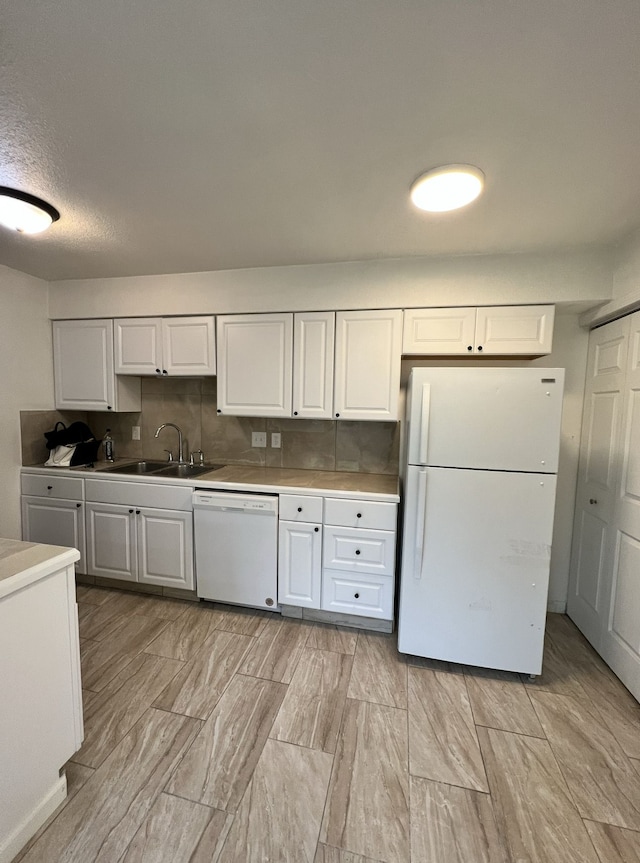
[{"left": 154, "top": 423, "right": 186, "bottom": 464}]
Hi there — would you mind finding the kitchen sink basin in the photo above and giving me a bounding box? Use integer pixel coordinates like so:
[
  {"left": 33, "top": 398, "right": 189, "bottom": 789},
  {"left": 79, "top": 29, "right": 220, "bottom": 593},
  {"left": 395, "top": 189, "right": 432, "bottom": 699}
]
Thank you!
[
  {"left": 155, "top": 463, "right": 224, "bottom": 478},
  {"left": 98, "top": 461, "right": 168, "bottom": 475}
]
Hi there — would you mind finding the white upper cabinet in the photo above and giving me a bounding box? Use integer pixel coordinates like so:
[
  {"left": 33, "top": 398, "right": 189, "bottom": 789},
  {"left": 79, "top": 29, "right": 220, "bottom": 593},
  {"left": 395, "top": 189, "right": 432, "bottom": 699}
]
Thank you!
[
  {"left": 217, "top": 313, "right": 293, "bottom": 416},
  {"left": 334, "top": 310, "right": 402, "bottom": 421},
  {"left": 115, "top": 316, "right": 216, "bottom": 376},
  {"left": 402, "top": 305, "right": 555, "bottom": 356},
  {"left": 53, "top": 319, "right": 141, "bottom": 412},
  {"left": 292, "top": 312, "right": 335, "bottom": 419}
]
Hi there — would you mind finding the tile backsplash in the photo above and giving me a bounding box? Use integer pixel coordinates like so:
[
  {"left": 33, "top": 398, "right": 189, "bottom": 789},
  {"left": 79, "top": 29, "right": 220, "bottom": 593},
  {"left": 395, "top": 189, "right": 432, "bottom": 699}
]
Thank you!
[{"left": 21, "top": 378, "right": 399, "bottom": 474}]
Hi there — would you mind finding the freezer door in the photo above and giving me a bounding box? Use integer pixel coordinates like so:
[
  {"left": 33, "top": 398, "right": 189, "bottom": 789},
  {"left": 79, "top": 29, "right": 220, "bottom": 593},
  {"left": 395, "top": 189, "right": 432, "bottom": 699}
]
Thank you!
[
  {"left": 406, "top": 367, "right": 564, "bottom": 472},
  {"left": 397, "top": 465, "right": 557, "bottom": 675}
]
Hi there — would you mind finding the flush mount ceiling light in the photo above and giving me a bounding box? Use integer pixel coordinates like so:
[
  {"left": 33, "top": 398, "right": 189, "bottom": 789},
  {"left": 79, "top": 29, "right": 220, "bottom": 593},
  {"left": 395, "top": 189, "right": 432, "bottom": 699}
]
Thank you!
[
  {"left": 410, "top": 164, "right": 484, "bottom": 213},
  {"left": 0, "top": 186, "right": 60, "bottom": 234}
]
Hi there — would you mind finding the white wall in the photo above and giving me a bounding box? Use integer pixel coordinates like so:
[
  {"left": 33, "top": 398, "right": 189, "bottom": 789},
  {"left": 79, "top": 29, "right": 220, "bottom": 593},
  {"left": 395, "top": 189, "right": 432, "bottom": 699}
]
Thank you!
[
  {"left": 582, "top": 226, "right": 640, "bottom": 326},
  {"left": 0, "top": 265, "right": 54, "bottom": 538},
  {"left": 48, "top": 248, "right": 612, "bottom": 319}
]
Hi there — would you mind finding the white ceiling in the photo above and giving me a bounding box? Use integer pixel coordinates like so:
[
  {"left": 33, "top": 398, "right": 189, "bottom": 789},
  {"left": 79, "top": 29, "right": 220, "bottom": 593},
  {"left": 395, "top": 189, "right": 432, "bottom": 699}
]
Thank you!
[{"left": 1, "top": 0, "right": 640, "bottom": 281}]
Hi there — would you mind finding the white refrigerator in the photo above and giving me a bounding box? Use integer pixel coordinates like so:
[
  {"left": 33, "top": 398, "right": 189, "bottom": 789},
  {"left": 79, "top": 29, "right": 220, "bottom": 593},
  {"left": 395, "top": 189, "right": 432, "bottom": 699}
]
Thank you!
[{"left": 397, "top": 367, "right": 565, "bottom": 675}]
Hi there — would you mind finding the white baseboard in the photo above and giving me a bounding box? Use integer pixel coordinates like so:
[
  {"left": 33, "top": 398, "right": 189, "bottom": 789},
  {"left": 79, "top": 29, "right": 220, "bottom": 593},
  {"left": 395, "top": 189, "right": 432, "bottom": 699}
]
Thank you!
[{"left": 0, "top": 774, "right": 67, "bottom": 863}]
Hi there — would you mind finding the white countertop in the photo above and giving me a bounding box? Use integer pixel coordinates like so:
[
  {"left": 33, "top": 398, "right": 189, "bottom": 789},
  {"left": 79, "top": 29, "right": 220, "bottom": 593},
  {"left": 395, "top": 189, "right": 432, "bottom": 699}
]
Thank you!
[
  {"left": 0, "top": 538, "right": 80, "bottom": 598},
  {"left": 22, "top": 462, "right": 400, "bottom": 502}
]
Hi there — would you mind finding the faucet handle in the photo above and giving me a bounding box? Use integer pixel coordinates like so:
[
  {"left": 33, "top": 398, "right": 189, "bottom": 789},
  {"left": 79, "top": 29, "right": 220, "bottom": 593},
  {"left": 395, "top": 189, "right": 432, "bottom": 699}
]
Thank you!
[
  {"left": 192, "top": 449, "right": 205, "bottom": 465},
  {"left": 164, "top": 450, "right": 173, "bottom": 462}
]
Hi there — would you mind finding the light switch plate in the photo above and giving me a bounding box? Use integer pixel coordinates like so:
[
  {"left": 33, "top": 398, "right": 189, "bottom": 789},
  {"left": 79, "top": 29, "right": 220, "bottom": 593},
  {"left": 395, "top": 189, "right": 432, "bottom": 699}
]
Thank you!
[
  {"left": 252, "top": 431, "right": 267, "bottom": 448},
  {"left": 271, "top": 432, "right": 281, "bottom": 448},
  {"left": 131, "top": 426, "right": 141, "bottom": 441}
]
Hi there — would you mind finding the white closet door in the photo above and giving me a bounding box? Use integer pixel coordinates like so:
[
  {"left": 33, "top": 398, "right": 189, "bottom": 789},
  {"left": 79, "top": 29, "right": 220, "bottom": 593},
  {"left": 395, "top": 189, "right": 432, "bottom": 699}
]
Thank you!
[
  {"left": 567, "top": 317, "right": 629, "bottom": 649},
  {"left": 600, "top": 310, "right": 640, "bottom": 700}
]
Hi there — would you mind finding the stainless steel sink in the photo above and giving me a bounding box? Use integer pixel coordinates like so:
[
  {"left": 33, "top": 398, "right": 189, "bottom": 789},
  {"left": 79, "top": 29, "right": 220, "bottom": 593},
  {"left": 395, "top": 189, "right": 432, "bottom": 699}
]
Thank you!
[
  {"left": 98, "top": 461, "right": 168, "bottom": 475},
  {"left": 155, "top": 463, "right": 224, "bottom": 478}
]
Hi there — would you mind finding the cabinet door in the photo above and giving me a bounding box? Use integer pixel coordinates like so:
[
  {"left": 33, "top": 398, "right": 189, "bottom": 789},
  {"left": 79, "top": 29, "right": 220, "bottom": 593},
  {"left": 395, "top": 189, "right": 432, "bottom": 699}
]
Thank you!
[
  {"left": 114, "top": 318, "right": 163, "bottom": 375},
  {"left": 21, "top": 497, "right": 86, "bottom": 572},
  {"left": 53, "top": 319, "right": 116, "bottom": 411},
  {"left": 292, "top": 312, "right": 334, "bottom": 419},
  {"left": 85, "top": 502, "right": 137, "bottom": 582},
  {"left": 162, "top": 316, "right": 216, "bottom": 376},
  {"left": 475, "top": 305, "right": 554, "bottom": 355},
  {"left": 334, "top": 310, "right": 402, "bottom": 421},
  {"left": 278, "top": 520, "right": 322, "bottom": 608},
  {"left": 217, "top": 314, "right": 293, "bottom": 416},
  {"left": 137, "top": 507, "right": 194, "bottom": 590},
  {"left": 402, "top": 307, "right": 477, "bottom": 355}
]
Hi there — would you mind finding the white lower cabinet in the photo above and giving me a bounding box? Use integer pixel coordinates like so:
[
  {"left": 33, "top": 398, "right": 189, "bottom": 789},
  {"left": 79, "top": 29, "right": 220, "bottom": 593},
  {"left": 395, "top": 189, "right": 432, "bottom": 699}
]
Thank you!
[
  {"left": 278, "top": 492, "right": 397, "bottom": 620},
  {"left": 21, "top": 474, "right": 86, "bottom": 572},
  {"left": 85, "top": 479, "right": 194, "bottom": 590}
]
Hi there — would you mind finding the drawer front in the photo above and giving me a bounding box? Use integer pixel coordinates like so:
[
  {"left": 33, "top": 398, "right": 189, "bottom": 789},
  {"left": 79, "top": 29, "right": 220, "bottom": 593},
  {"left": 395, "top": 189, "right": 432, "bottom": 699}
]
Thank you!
[
  {"left": 279, "top": 494, "right": 323, "bottom": 523},
  {"left": 323, "top": 526, "right": 395, "bottom": 576},
  {"left": 321, "top": 570, "right": 393, "bottom": 620},
  {"left": 21, "top": 473, "right": 84, "bottom": 501},
  {"left": 323, "top": 497, "right": 397, "bottom": 530},
  {"left": 85, "top": 478, "right": 192, "bottom": 510}
]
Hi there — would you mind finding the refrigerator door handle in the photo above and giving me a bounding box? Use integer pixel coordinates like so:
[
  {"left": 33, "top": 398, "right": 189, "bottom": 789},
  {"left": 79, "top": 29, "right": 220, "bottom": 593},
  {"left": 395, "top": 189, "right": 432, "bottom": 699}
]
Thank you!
[
  {"left": 414, "top": 468, "right": 428, "bottom": 579},
  {"left": 418, "top": 383, "right": 431, "bottom": 465}
]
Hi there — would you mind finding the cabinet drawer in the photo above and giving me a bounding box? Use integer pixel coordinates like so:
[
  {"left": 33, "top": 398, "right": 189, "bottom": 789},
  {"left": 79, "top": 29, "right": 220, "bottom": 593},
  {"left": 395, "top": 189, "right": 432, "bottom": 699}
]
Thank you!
[
  {"left": 21, "top": 474, "right": 84, "bottom": 501},
  {"left": 324, "top": 498, "right": 397, "bottom": 530},
  {"left": 279, "top": 494, "right": 323, "bottom": 522},
  {"left": 321, "top": 570, "right": 393, "bottom": 619},
  {"left": 323, "top": 526, "right": 395, "bottom": 576},
  {"left": 85, "top": 478, "right": 192, "bottom": 510}
]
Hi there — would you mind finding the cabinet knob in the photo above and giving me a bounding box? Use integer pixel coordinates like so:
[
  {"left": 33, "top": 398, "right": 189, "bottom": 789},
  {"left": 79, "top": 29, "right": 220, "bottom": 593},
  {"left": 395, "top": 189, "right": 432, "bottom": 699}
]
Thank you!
[
  {"left": 155, "top": 368, "right": 161, "bottom": 374},
  {"left": 217, "top": 409, "right": 222, "bottom": 414},
  {"left": 297, "top": 507, "right": 302, "bottom": 512},
  {"left": 467, "top": 345, "right": 473, "bottom": 351},
  {"left": 107, "top": 405, "right": 113, "bottom": 410},
  {"left": 129, "top": 508, "right": 134, "bottom": 514},
  {"left": 355, "top": 549, "right": 361, "bottom": 555},
  {"left": 477, "top": 345, "right": 483, "bottom": 352},
  {"left": 293, "top": 411, "right": 298, "bottom": 416},
  {"left": 314, "top": 526, "right": 319, "bottom": 532},
  {"left": 162, "top": 369, "right": 168, "bottom": 375},
  {"left": 335, "top": 413, "right": 340, "bottom": 418},
  {"left": 354, "top": 592, "right": 360, "bottom": 599},
  {"left": 589, "top": 498, "right": 598, "bottom": 505},
  {"left": 136, "top": 509, "right": 141, "bottom": 515},
  {"left": 356, "top": 512, "right": 362, "bottom": 519},
  {"left": 47, "top": 485, "right": 53, "bottom": 490},
  {"left": 76, "top": 503, "right": 81, "bottom": 508}
]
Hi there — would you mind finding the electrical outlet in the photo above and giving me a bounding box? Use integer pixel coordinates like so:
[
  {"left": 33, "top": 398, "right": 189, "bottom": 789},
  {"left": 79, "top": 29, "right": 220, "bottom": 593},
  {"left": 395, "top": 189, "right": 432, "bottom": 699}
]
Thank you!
[
  {"left": 252, "top": 431, "right": 267, "bottom": 448},
  {"left": 131, "top": 426, "right": 141, "bottom": 441},
  {"left": 271, "top": 432, "right": 281, "bottom": 448}
]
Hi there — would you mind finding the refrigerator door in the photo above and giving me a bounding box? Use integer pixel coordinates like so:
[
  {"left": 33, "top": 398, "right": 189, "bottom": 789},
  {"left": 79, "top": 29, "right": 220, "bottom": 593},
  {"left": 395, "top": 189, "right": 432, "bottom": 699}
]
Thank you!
[
  {"left": 397, "top": 465, "right": 557, "bottom": 674},
  {"left": 406, "top": 367, "right": 564, "bottom": 472}
]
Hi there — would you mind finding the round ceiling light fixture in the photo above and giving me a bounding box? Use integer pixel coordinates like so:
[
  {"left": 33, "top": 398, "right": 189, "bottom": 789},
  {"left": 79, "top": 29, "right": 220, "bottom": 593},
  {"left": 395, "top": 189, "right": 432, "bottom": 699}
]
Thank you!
[
  {"left": 0, "top": 186, "right": 60, "bottom": 234},
  {"left": 410, "top": 164, "right": 484, "bottom": 213}
]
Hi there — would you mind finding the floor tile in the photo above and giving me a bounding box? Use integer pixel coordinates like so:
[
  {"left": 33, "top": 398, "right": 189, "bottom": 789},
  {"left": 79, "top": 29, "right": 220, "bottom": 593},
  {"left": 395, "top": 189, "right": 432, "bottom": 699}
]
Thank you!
[
  {"left": 321, "top": 698, "right": 409, "bottom": 863},
  {"left": 584, "top": 819, "right": 640, "bottom": 862},
  {"left": 306, "top": 623, "right": 358, "bottom": 655},
  {"left": 405, "top": 654, "right": 465, "bottom": 674},
  {"left": 74, "top": 652, "right": 184, "bottom": 768},
  {"left": 20, "top": 708, "right": 202, "bottom": 863},
  {"left": 166, "top": 674, "right": 286, "bottom": 811},
  {"left": 314, "top": 846, "right": 383, "bottom": 863},
  {"left": 270, "top": 647, "right": 353, "bottom": 753},
  {"left": 410, "top": 776, "right": 507, "bottom": 863},
  {"left": 120, "top": 793, "right": 232, "bottom": 863},
  {"left": 464, "top": 667, "right": 545, "bottom": 737},
  {"left": 152, "top": 629, "right": 254, "bottom": 719},
  {"left": 238, "top": 616, "right": 310, "bottom": 683},
  {"left": 75, "top": 585, "right": 113, "bottom": 606},
  {"left": 408, "top": 666, "right": 488, "bottom": 792},
  {"left": 478, "top": 726, "right": 600, "bottom": 863},
  {"left": 521, "top": 632, "right": 590, "bottom": 700},
  {"left": 530, "top": 690, "right": 640, "bottom": 830},
  {"left": 347, "top": 632, "right": 407, "bottom": 709},
  {"left": 219, "top": 738, "right": 333, "bottom": 862},
  {"left": 143, "top": 604, "right": 225, "bottom": 661},
  {"left": 213, "top": 604, "right": 272, "bottom": 637},
  {"left": 78, "top": 591, "right": 184, "bottom": 641},
  {"left": 80, "top": 615, "right": 169, "bottom": 691}
]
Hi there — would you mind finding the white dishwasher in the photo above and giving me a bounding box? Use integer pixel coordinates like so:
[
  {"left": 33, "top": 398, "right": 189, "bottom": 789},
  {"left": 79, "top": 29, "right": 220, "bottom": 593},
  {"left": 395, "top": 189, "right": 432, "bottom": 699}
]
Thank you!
[{"left": 193, "top": 490, "right": 279, "bottom": 609}]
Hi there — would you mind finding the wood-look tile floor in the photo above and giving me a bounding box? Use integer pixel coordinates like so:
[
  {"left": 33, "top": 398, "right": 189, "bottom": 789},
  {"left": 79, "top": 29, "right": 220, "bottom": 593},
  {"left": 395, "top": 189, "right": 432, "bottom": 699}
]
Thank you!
[{"left": 14, "top": 587, "right": 640, "bottom": 863}]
